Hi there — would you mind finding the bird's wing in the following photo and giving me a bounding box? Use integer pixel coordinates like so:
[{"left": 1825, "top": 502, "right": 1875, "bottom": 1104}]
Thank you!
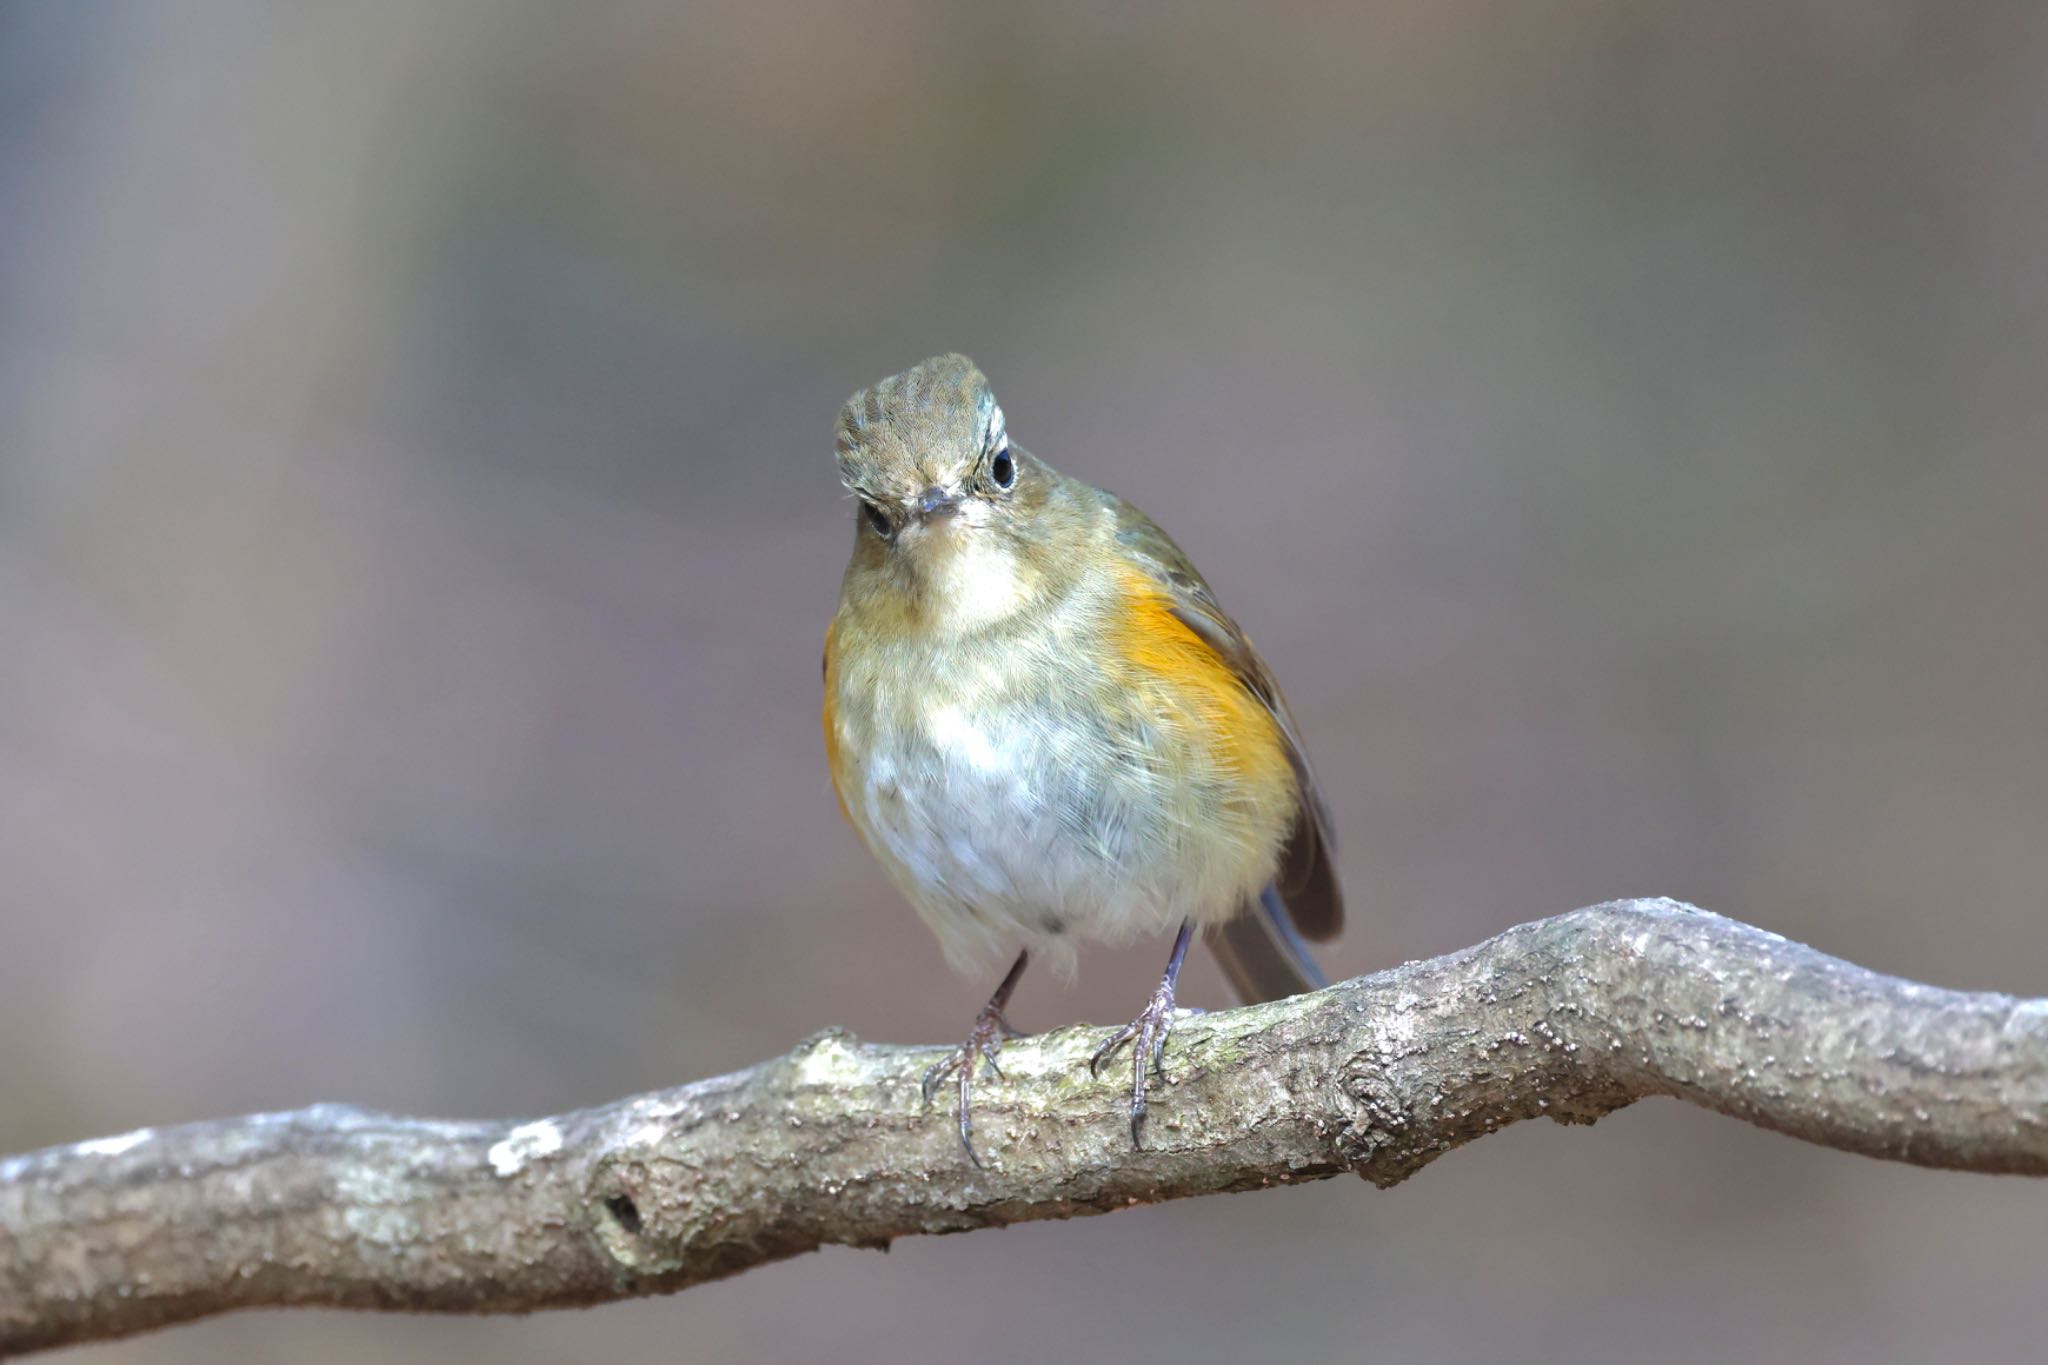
[{"left": 1110, "top": 497, "right": 1343, "bottom": 996}]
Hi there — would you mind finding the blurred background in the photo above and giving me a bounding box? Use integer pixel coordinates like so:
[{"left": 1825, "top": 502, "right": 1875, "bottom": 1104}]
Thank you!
[{"left": 4, "top": 2, "right": 2046, "bottom": 1361}]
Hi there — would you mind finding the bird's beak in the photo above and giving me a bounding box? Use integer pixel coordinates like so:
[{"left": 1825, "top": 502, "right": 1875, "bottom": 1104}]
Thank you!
[{"left": 913, "top": 485, "right": 961, "bottom": 522}]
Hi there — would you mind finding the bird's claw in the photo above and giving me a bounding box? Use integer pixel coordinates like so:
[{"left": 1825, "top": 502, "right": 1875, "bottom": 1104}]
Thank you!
[
  {"left": 921, "top": 1002, "right": 1017, "bottom": 1166},
  {"left": 1090, "top": 976, "right": 1181, "bottom": 1146}
]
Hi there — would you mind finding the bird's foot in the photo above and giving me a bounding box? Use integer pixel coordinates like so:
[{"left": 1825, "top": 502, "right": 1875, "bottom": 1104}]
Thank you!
[
  {"left": 1089, "top": 971, "right": 1182, "bottom": 1147},
  {"left": 922, "top": 999, "right": 1022, "bottom": 1167}
]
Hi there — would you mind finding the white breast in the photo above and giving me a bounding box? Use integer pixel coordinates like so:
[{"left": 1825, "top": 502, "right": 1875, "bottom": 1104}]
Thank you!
[{"left": 853, "top": 684, "right": 1200, "bottom": 979}]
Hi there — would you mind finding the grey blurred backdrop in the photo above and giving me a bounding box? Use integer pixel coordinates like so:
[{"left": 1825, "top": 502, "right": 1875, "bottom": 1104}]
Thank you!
[{"left": 4, "top": 3, "right": 2046, "bottom": 1361}]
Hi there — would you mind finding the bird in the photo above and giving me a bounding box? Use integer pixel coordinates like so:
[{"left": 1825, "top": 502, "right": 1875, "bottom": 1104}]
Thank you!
[{"left": 821, "top": 353, "right": 1341, "bottom": 1161}]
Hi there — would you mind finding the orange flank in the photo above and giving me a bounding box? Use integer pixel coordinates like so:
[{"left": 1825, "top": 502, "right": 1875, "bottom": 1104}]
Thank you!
[
  {"left": 1110, "top": 566, "right": 1293, "bottom": 798},
  {"left": 820, "top": 620, "right": 851, "bottom": 822}
]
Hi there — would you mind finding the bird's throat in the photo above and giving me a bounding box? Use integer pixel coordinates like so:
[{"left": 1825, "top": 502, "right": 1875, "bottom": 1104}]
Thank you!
[{"left": 907, "top": 527, "right": 1035, "bottom": 632}]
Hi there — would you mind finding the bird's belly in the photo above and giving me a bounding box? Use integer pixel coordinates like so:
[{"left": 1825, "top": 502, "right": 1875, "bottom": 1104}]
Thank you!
[{"left": 848, "top": 690, "right": 1273, "bottom": 973}]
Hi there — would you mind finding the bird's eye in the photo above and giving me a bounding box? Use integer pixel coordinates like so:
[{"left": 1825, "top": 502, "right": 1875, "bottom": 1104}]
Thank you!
[
  {"left": 990, "top": 445, "right": 1015, "bottom": 489},
  {"left": 862, "top": 502, "right": 892, "bottom": 537}
]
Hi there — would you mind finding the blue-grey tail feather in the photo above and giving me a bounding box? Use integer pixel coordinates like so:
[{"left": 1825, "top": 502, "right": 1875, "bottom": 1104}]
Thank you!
[{"left": 1208, "top": 885, "right": 1329, "bottom": 1005}]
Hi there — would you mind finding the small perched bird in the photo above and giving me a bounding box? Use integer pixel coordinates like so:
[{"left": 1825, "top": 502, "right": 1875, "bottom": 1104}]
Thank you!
[{"left": 823, "top": 354, "right": 1341, "bottom": 1160}]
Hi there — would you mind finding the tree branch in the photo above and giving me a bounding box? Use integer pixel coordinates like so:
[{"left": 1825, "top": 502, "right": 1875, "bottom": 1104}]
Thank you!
[{"left": 4, "top": 898, "right": 2044, "bottom": 1354}]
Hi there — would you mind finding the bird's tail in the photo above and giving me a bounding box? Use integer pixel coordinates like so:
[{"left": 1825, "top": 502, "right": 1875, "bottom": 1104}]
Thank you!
[{"left": 1207, "top": 885, "right": 1329, "bottom": 1005}]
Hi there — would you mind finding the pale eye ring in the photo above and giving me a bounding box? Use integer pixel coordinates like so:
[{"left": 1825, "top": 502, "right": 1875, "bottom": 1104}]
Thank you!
[
  {"left": 990, "top": 445, "right": 1015, "bottom": 489},
  {"left": 862, "top": 502, "right": 892, "bottom": 537}
]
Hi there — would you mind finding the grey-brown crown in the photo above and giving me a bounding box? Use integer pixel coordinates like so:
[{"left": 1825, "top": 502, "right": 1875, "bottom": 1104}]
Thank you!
[{"left": 835, "top": 354, "right": 1005, "bottom": 505}]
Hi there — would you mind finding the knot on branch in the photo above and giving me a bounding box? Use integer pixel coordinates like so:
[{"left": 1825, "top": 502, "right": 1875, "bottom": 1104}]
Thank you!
[{"left": 1331, "top": 1053, "right": 1421, "bottom": 1180}]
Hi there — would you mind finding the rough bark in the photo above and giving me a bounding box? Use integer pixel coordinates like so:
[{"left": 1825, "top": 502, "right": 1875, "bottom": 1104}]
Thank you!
[{"left": 4, "top": 899, "right": 2044, "bottom": 1355}]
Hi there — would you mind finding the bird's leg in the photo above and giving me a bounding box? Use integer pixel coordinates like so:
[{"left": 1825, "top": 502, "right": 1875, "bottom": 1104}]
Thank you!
[
  {"left": 922, "top": 949, "right": 1029, "bottom": 1166},
  {"left": 1090, "top": 918, "right": 1195, "bottom": 1146}
]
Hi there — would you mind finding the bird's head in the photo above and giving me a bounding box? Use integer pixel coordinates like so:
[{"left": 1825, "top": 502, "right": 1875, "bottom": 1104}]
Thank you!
[{"left": 834, "top": 354, "right": 1067, "bottom": 630}]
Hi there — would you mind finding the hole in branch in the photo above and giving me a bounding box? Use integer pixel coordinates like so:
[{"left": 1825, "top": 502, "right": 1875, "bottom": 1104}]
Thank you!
[{"left": 604, "top": 1193, "right": 642, "bottom": 1236}]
